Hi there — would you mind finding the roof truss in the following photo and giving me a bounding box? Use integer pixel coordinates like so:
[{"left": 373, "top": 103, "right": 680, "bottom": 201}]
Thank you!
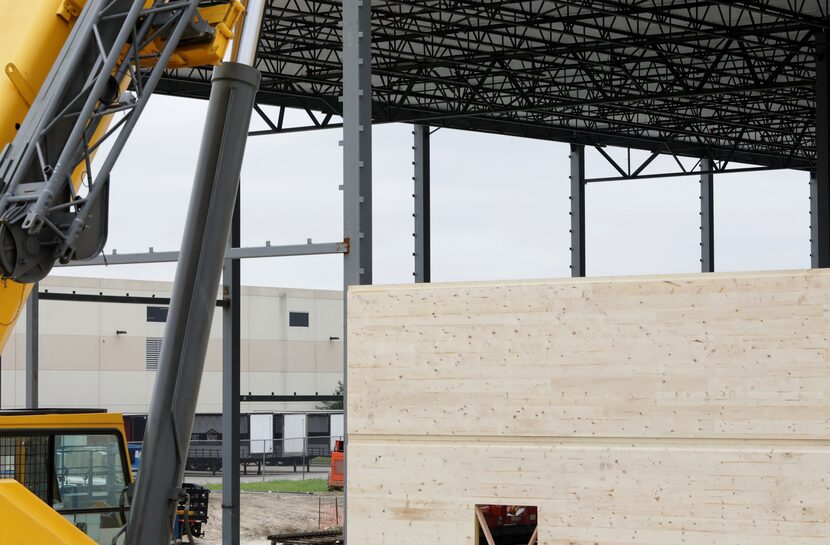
[{"left": 157, "top": 0, "right": 830, "bottom": 169}]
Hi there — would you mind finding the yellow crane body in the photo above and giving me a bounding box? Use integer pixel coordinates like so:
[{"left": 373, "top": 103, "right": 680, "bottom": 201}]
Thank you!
[
  {"left": 0, "top": 411, "right": 133, "bottom": 545},
  {"left": 0, "top": 0, "right": 242, "bottom": 350},
  {"left": 0, "top": 1, "right": 88, "bottom": 350},
  {"left": 0, "top": 480, "right": 96, "bottom": 545}
]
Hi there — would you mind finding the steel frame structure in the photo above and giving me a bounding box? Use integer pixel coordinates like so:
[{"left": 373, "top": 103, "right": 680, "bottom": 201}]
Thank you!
[
  {"left": 153, "top": 1, "right": 830, "bottom": 280},
  {"left": 21, "top": 3, "right": 830, "bottom": 545},
  {"left": 161, "top": 5, "right": 830, "bottom": 544},
  {"left": 157, "top": 1, "right": 827, "bottom": 171}
]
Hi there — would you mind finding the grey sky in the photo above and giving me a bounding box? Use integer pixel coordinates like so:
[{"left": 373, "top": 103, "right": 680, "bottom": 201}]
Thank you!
[{"left": 55, "top": 94, "right": 811, "bottom": 290}]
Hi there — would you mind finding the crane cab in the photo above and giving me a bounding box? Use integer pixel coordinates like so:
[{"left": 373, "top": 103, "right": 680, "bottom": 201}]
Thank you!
[{"left": 0, "top": 409, "right": 133, "bottom": 545}]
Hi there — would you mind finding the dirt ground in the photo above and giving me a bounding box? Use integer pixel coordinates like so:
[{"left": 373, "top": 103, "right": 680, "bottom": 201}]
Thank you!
[{"left": 196, "top": 492, "right": 342, "bottom": 545}]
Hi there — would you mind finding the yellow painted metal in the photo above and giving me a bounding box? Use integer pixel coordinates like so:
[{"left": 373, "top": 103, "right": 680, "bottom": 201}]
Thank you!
[
  {"left": 0, "top": 2, "right": 89, "bottom": 350},
  {"left": 0, "top": 410, "right": 127, "bottom": 431},
  {"left": 56, "top": 0, "right": 86, "bottom": 23},
  {"left": 0, "top": 411, "right": 134, "bottom": 481},
  {"left": 0, "top": 480, "right": 98, "bottom": 545},
  {"left": 138, "top": 1, "right": 244, "bottom": 68},
  {"left": 5, "top": 63, "right": 36, "bottom": 106}
]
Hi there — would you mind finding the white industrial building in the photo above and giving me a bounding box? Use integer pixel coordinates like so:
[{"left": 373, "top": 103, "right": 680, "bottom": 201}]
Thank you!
[{"left": 0, "top": 276, "right": 343, "bottom": 413}]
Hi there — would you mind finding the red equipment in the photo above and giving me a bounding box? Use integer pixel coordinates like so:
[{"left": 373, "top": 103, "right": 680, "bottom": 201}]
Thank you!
[{"left": 328, "top": 439, "right": 344, "bottom": 490}]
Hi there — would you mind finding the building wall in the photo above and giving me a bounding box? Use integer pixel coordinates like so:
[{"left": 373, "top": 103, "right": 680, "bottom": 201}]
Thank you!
[
  {"left": 347, "top": 270, "right": 830, "bottom": 545},
  {"left": 0, "top": 276, "right": 343, "bottom": 413}
]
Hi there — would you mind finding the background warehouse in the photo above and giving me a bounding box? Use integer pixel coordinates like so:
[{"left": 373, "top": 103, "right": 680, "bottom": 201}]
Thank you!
[{"left": 0, "top": 276, "right": 343, "bottom": 413}]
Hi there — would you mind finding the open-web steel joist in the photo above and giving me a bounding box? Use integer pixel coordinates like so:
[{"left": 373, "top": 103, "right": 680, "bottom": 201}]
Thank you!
[{"left": 158, "top": 1, "right": 827, "bottom": 170}]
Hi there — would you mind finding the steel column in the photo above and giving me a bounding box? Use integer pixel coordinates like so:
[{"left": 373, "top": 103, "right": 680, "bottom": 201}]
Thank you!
[
  {"left": 342, "top": 1, "right": 373, "bottom": 542},
  {"left": 815, "top": 32, "right": 830, "bottom": 268},
  {"left": 25, "top": 284, "right": 38, "bottom": 409},
  {"left": 222, "top": 192, "right": 241, "bottom": 545},
  {"left": 570, "top": 144, "right": 586, "bottom": 277},
  {"left": 125, "top": 62, "right": 260, "bottom": 545},
  {"left": 700, "top": 157, "right": 715, "bottom": 272},
  {"left": 811, "top": 172, "right": 821, "bottom": 267},
  {"left": 413, "top": 125, "right": 431, "bottom": 283},
  {"left": 222, "top": 6, "right": 264, "bottom": 545},
  {"left": 342, "top": 0, "right": 373, "bottom": 287}
]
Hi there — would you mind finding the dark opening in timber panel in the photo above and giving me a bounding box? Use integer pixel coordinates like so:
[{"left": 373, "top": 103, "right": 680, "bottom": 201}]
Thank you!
[
  {"left": 157, "top": 1, "right": 828, "bottom": 169},
  {"left": 476, "top": 504, "right": 539, "bottom": 545}
]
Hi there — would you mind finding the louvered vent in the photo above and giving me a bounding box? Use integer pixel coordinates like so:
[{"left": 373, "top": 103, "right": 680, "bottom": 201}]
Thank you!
[{"left": 146, "top": 337, "right": 163, "bottom": 370}]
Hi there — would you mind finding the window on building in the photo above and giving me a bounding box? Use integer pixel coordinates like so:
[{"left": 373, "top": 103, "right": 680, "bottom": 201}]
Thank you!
[
  {"left": 146, "top": 337, "right": 163, "bottom": 370},
  {"left": 289, "top": 311, "right": 310, "bottom": 327},
  {"left": 475, "top": 504, "right": 538, "bottom": 545},
  {"left": 146, "top": 306, "right": 168, "bottom": 323}
]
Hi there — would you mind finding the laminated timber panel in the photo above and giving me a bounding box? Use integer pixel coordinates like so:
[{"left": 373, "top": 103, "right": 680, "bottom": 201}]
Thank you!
[
  {"left": 346, "top": 270, "right": 830, "bottom": 545},
  {"left": 348, "top": 439, "right": 829, "bottom": 545}
]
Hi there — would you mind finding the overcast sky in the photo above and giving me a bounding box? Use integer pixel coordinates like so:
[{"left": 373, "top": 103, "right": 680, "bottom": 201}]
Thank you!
[{"left": 55, "top": 94, "right": 811, "bottom": 291}]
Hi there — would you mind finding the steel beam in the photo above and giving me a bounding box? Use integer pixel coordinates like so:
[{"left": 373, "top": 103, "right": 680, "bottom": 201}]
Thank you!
[
  {"left": 700, "top": 157, "right": 715, "bottom": 272},
  {"left": 413, "top": 125, "right": 431, "bottom": 283},
  {"left": 240, "top": 394, "right": 343, "bottom": 403},
  {"left": 815, "top": 32, "right": 830, "bottom": 267},
  {"left": 585, "top": 164, "right": 786, "bottom": 183},
  {"left": 38, "top": 292, "right": 226, "bottom": 306},
  {"left": 570, "top": 144, "right": 586, "bottom": 277},
  {"left": 58, "top": 241, "right": 347, "bottom": 267},
  {"left": 25, "top": 284, "right": 38, "bottom": 409}
]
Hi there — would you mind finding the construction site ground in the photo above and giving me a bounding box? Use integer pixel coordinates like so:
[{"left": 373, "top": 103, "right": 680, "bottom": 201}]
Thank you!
[{"left": 197, "top": 491, "right": 343, "bottom": 545}]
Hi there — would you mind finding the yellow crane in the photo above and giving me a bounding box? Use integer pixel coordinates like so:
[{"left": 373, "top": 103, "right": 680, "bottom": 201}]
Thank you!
[
  {"left": 0, "top": 2, "right": 260, "bottom": 544},
  {"left": 0, "top": 0, "right": 243, "bottom": 347}
]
